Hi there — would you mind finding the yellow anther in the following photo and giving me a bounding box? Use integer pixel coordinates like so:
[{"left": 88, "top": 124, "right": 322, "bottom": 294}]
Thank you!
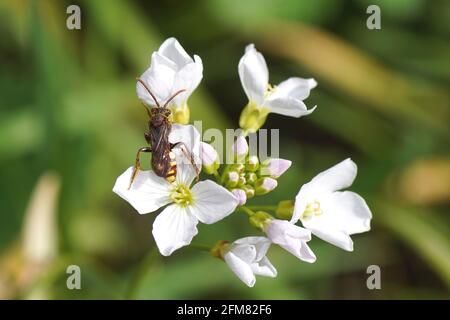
[{"left": 302, "top": 200, "right": 323, "bottom": 220}]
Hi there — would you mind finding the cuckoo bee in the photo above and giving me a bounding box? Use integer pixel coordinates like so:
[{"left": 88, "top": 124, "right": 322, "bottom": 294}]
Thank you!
[{"left": 128, "top": 79, "right": 199, "bottom": 189}]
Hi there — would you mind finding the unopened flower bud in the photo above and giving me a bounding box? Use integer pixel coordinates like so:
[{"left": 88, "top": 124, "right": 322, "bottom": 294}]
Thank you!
[
  {"left": 230, "top": 163, "right": 245, "bottom": 173},
  {"left": 245, "top": 172, "right": 257, "bottom": 185},
  {"left": 275, "top": 200, "right": 294, "bottom": 220},
  {"left": 200, "top": 142, "right": 220, "bottom": 174},
  {"left": 246, "top": 155, "right": 259, "bottom": 172},
  {"left": 238, "top": 175, "right": 246, "bottom": 187},
  {"left": 224, "top": 171, "right": 239, "bottom": 188},
  {"left": 241, "top": 185, "right": 255, "bottom": 199},
  {"left": 260, "top": 158, "right": 292, "bottom": 178},
  {"left": 255, "top": 177, "right": 278, "bottom": 195},
  {"left": 232, "top": 136, "right": 249, "bottom": 160},
  {"left": 249, "top": 211, "right": 273, "bottom": 231},
  {"left": 231, "top": 189, "right": 247, "bottom": 206}
]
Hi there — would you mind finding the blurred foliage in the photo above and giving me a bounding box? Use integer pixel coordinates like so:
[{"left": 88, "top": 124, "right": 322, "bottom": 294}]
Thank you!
[{"left": 0, "top": 0, "right": 449, "bottom": 299}]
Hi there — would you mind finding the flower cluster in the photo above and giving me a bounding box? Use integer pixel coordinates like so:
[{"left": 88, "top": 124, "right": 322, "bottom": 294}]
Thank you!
[
  {"left": 199, "top": 135, "right": 292, "bottom": 206},
  {"left": 113, "top": 38, "right": 372, "bottom": 287}
]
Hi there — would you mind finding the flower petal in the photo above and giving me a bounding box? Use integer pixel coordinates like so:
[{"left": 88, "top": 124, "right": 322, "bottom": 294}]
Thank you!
[
  {"left": 112, "top": 167, "right": 171, "bottom": 214},
  {"left": 238, "top": 44, "right": 268, "bottom": 105},
  {"left": 266, "top": 220, "right": 316, "bottom": 263},
  {"left": 223, "top": 251, "right": 256, "bottom": 287},
  {"left": 158, "top": 37, "right": 193, "bottom": 68},
  {"left": 305, "top": 224, "right": 354, "bottom": 251},
  {"left": 231, "top": 189, "right": 247, "bottom": 206},
  {"left": 234, "top": 236, "right": 271, "bottom": 261},
  {"left": 251, "top": 257, "right": 277, "bottom": 278},
  {"left": 174, "top": 149, "right": 198, "bottom": 187},
  {"left": 170, "top": 55, "right": 203, "bottom": 108},
  {"left": 291, "top": 158, "right": 358, "bottom": 223},
  {"left": 169, "top": 124, "right": 202, "bottom": 165},
  {"left": 190, "top": 180, "right": 239, "bottom": 224},
  {"left": 300, "top": 190, "right": 371, "bottom": 252},
  {"left": 325, "top": 191, "right": 372, "bottom": 234},
  {"left": 137, "top": 53, "right": 176, "bottom": 106},
  {"left": 230, "top": 243, "right": 257, "bottom": 264},
  {"left": 269, "top": 77, "right": 317, "bottom": 101},
  {"left": 265, "top": 97, "right": 316, "bottom": 117},
  {"left": 310, "top": 158, "right": 357, "bottom": 193},
  {"left": 260, "top": 158, "right": 292, "bottom": 178},
  {"left": 152, "top": 204, "right": 199, "bottom": 256}
]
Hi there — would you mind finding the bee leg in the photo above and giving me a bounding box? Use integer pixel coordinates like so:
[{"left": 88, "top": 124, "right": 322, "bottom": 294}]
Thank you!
[
  {"left": 128, "top": 147, "right": 152, "bottom": 190},
  {"left": 171, "top": 142, "right": 200, "bottom": 181}
]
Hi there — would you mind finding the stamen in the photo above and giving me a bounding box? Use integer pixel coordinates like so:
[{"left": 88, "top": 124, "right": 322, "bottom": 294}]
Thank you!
[
  {"left": 264, "top": 84, "right": 277, "bottom": 98},
  {"left": 170, "top": 184, "right": 193, "bottom": 207},
  {"left": 302, "top": 200, "right": 323, "bottom": 220}
]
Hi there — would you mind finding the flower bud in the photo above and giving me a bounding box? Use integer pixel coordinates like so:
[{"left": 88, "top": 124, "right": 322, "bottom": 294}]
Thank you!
[
  {"left": 223, "top": 171, "right": 239, "bottom": 188},
  {"left": 239, "top": 102, "right": 269, "bottom": 133},
  {"left": 260, "top": 158, "right": 292, "bottom": 178},
  {"left": 255, "top": 177, "right": 278, "bottom": 195},
  {"left": 200, "top": 142, "right": 220, "bottom": 174},
  {"left": 246, "top": 155, "right": 259, "bottom": 172},
  {"left": 231, "top": 189, "right": 247, "bottom": 206},
  {"left": 232, "top": 136, "right": 248, "bottom": 160},
  {"left": 241, "top": 185, "right": 255, "bottom": 199},
  {"left": 229, "top": 163, "right": 245, "bottom": 173},
  {"left": 238, "top": 175, "right": 246, "bottom": 187},
  {"left": 171, "top": 104, "right": 190, "bottom": 124},
  {"left": 249, "top": 211, "right": 273, "bottom": 231},
  {"left": 245, "top": 172, "right": 257, "bottom": 185},
  {"left": 275, "top": 200, "right": 294, "bottom": 220}
]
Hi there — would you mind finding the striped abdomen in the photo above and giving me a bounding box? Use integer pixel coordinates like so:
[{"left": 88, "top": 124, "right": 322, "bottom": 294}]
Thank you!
[{"left": 165, "top": 151, "right": 177, "bottom": 183}]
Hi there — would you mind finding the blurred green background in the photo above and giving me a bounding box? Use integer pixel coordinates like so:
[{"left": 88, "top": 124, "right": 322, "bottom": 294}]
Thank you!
[{"left": 0, "top": 0, "right": 449, "bottom": 299}]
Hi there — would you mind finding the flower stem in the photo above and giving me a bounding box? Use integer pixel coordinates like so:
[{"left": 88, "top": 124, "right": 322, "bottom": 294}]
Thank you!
[
  {"left": 240, "top": 129, "right": 249, "bottom": 138},
  {"left": 245, "top": 205, "right": 278, "bottom": 211},
  {"left": 239, "top": 206, "right": 256, "bottom": 216}
]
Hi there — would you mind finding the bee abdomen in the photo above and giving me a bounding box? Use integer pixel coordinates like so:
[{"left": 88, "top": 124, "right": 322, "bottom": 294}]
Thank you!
[{"left": 166, "top": 152, "right": 177, "bottom": 183}]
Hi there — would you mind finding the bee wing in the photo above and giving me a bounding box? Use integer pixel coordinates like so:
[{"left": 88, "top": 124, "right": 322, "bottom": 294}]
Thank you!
[{"left": 153, "top": 124, "right": 170, "bottom": 151}]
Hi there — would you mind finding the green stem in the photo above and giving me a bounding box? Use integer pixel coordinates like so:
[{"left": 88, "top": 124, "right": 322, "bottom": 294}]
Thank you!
[
  {"left": 246, "top": 205, "right": 277, "bottom": 211},
  {"left": 239, "top": 206, "right": 256, "bottom": 216},
  {"left": 240, "top": 129, "right": 249, "bottom": 138}
]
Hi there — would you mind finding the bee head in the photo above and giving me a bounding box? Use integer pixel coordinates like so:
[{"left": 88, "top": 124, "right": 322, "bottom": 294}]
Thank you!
[{"left": 150, "top": 107, "right": 171, "bottom": 127}]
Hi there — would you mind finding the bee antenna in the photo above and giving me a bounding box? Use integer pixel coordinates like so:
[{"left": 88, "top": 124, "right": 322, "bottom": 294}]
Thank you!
[
  {"left": 163, "top": 89, "right": 186, "bottom": 108},
  {"left": 136, "top": 78, "right": 160, "bottom": 108}
]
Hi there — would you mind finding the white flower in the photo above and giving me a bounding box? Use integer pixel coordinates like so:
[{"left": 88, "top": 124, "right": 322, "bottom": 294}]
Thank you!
[
  {"left": 239, "top": 44, "right": 316, "bottom": 118},
  {"left": 113, "top": 162, "right": 238, "bottom": 255},
  {"left": 291, "top": 158, "right": 372, "bottom": 251},
  {"left": 260, "top": 158, "right": 292, "bottom": 178},
  {"left": 265, "top": 219, "right": 316, "bottom": 263},
  {"left": 223, "top": 237, "right": 277, "bottom": 287},
  {"left": 136, "top": 37, "right": 203, "bottom": 110},
  {"left": 113, "top": 125, "right": 238, "bottom": 256}
]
